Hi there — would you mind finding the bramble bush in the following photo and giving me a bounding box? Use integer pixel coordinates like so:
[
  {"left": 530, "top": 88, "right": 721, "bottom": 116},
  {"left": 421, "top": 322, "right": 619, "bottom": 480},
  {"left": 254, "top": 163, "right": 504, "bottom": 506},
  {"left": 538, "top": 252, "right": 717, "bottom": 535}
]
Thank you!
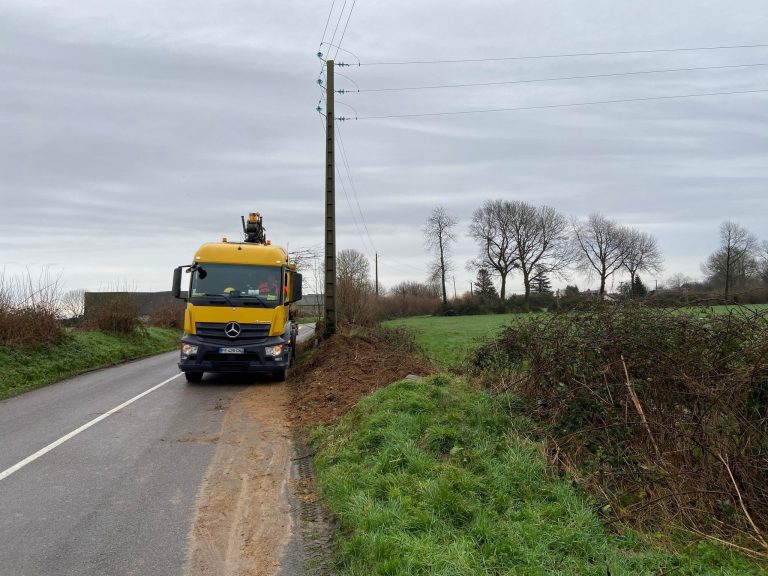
[{"left": 473, "top": 302, "right": 768, "bottom": 557}]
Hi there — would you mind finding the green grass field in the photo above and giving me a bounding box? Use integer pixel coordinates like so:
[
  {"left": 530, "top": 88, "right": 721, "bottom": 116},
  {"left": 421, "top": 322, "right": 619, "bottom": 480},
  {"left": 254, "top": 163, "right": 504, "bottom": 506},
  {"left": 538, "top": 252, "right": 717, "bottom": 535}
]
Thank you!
[
  {"left": 313, "top": 376, "right": 763, "bottom": 575},
  {"left": 0, "top": 327, "right": 180, "bottom": 400},
  {"left": 384, "top": 313, "right": 532, "bottom": 367}
]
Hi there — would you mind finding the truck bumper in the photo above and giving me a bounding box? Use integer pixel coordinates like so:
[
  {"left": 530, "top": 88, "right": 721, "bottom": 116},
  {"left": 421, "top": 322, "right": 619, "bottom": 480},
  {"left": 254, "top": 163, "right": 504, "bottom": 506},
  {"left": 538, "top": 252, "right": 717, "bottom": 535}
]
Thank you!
[{"left": 178, "top": 334, "right": 290, "bottom": 375}]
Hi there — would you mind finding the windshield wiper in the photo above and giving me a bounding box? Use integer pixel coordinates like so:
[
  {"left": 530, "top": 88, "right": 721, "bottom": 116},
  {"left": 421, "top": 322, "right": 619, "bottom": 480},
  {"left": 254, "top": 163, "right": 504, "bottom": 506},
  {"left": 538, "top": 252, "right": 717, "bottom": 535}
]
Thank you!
[
  {"left": 236, "top": 297, "right": 268, "bottom": 308},
  {"left": 199, "top": 294, "right": 236, "bottom": 307}
]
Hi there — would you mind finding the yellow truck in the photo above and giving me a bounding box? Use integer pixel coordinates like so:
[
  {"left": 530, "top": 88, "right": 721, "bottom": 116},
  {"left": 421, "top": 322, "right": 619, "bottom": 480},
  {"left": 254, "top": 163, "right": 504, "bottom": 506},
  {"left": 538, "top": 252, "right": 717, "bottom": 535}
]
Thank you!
[{"left": 171, "top": 213, "right": 302, "bottom": 382}]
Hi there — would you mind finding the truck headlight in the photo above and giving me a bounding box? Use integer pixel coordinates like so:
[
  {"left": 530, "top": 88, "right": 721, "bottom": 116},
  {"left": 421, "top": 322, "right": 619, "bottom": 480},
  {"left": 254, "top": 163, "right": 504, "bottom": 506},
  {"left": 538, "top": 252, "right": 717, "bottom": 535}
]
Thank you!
[
  {"left": 182, "top": 343, "right": 199, "bottom": 356},
  {"left": 265, "top": 344, "right": 284, "bottom": 358}
]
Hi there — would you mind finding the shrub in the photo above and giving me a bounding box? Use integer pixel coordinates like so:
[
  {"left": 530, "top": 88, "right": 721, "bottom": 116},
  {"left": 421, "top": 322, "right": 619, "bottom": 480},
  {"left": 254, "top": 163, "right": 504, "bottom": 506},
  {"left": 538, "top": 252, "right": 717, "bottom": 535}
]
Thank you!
[
  {"left": 473, "top": 302, "right": 768, "bottom": 553},
  {"left": 148, "top": 303, "right": 184, "bottom": 329},
  {"left": 85, "top": 293, "right": 142, "bottom": 334},
  {"left": 0, "top": 269, "right": 64, "bottom": 347}
]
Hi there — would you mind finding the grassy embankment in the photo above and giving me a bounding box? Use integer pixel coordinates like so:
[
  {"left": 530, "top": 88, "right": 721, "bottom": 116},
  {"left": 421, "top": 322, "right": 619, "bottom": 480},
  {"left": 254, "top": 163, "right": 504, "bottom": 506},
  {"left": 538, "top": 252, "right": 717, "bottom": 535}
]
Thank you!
[
  {"left": 309, "top": 307, "right": 767, "bottom": 574},
  {"left": 312, "top": 375, "right": 761, "bottom": 575},
  {"left": 0, "top": 328, "right": 180, "bottom": 401}
]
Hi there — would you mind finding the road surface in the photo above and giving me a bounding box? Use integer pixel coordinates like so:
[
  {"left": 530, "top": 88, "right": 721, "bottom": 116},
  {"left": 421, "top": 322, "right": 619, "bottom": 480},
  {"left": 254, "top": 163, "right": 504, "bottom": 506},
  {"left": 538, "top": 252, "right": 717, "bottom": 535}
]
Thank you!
[{"left": 0, "top": 324, "right": 314, "bottom": 576}]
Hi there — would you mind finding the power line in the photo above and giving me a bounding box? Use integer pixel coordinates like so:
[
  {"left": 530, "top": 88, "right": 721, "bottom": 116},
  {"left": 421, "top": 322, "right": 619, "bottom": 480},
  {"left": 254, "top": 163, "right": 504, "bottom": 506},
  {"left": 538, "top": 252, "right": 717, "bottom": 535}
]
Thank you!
[
  {"left": 336, "top": 43, "right": 768, "bottom": 66},
  {"left": 334, "top": 0, "right": 358, "bottom": 60},
  {"left": 336, "top": 62, "right": 768, "bottom": 93},
  {"left": 335, "top": 120, "right": 377, "bottom": 254},
  {"left": 317, "top": 0, "right": 337, "bottom": 50},
  {"left": 338, "top": 88, "right": 768, "bottom": 121},
  {"left": 315, "top": 0, "right": 338, "bottom": 79},
  {"left": 317, "top": 113, "right": 374, "bottom": 258},
  {"left": 326, "top": 0, "right": 348, "bottom": 60}
]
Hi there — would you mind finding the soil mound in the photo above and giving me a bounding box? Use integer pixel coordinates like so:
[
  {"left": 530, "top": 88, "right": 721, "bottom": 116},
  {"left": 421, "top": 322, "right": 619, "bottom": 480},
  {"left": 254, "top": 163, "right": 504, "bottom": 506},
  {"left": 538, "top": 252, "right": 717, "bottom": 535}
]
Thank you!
[{"left": 288, "top": 329, "right": 433, "bottom": 428}]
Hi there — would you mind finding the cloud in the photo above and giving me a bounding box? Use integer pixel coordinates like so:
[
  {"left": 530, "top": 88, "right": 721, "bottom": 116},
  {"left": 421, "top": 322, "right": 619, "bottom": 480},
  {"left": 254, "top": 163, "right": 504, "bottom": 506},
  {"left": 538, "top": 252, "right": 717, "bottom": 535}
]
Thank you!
[{"left": 1, "top": 0, "right": 767, "bottom": 293}]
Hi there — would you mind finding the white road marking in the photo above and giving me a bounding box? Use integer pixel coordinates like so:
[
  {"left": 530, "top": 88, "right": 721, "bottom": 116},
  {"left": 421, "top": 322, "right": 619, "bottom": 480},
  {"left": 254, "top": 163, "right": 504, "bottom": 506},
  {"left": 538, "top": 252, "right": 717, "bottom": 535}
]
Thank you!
[{"left": 0, "top": 373, "right": 183, "bottom": 482}]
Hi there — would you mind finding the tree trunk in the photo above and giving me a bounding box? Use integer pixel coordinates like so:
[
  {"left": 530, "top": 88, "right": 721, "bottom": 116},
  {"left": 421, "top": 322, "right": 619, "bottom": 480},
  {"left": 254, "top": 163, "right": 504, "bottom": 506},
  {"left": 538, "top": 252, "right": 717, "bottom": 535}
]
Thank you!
[
  {"left": 522, "top": 270, "right": 531, "bottom": 312},
  {"left": 630, "top": 271, "right": 636, "bottom": 298},
  {"left": 439, "top": 237, "right": 447, "bottom": 305},
  {"left": 724, "top": 245, "right": 731, "bottom": 299},
  {"left": 499, "top": 274, "right": 507, "bottom": 300},
  {"left": 599, "top": 273, "right": 606, "bottom": 296}
]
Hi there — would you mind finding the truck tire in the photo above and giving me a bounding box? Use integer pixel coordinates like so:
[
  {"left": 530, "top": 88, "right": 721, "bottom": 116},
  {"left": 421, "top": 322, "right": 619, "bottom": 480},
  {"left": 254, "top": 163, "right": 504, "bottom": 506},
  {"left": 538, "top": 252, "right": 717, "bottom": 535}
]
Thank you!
[
  {"left": 185, "top": 371, "right": 203, "bottom": 383},
  {"left": 274, "top": 364, "right": 288, "bottom": 382}
]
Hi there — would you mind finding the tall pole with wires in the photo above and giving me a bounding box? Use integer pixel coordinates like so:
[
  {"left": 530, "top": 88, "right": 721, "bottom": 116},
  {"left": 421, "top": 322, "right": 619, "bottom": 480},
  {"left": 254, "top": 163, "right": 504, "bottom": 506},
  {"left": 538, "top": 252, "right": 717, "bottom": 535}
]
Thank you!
[{"left": 324, "top": 59, "right": 337, "bottom": 337}]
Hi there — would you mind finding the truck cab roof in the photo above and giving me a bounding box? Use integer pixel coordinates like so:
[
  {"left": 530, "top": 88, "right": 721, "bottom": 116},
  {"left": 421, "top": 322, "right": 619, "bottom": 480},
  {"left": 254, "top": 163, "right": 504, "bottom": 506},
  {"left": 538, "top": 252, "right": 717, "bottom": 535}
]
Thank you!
[{"left": 193, "top": 242, "right": 289, "bottom": 267}]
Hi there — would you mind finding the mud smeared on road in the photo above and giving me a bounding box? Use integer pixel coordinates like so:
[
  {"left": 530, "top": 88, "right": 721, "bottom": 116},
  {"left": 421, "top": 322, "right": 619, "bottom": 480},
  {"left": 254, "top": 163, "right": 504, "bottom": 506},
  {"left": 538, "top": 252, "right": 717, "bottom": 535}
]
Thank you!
[{"left": 185, "top": 382, "right": 294, "bottom": 576}]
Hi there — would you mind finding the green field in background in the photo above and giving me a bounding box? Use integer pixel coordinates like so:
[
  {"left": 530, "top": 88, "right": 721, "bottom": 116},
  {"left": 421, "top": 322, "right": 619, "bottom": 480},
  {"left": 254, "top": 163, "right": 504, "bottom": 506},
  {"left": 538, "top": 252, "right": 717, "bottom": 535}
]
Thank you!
[
  {"left": 384, "top": 313, "right": 533, "bottom": 367},
  {"left": 384, "top": 303, "right": 768, "bottom": 367}
]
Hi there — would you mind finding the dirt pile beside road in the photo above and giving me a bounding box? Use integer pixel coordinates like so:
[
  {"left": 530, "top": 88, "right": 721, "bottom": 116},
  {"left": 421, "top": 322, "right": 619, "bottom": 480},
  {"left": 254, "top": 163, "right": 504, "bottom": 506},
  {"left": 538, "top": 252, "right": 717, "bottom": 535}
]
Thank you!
[{"left": 288, "top": 329, "right": 433, "bottom": 428}]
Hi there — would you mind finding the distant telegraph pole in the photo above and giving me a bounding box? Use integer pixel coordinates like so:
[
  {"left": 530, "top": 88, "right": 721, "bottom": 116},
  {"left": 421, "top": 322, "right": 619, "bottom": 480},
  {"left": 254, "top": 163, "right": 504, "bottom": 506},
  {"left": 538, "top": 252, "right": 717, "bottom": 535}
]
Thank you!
[
  {"left": 324, "top": 59, "right": 337, "bottom": 337},
  {"left": 375, "top": 253, "right": 379, "bottom": 297}
]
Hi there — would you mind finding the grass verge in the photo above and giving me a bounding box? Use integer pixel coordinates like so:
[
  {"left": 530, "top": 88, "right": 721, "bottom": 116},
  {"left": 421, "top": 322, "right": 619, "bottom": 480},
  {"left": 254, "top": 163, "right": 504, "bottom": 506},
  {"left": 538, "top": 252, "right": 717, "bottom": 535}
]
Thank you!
[
  {"left": 0, "top": 327, "right": 180, "bottom": 400},
  {"left": 311, "top": 375, "right": 764, "bottom": 575}
]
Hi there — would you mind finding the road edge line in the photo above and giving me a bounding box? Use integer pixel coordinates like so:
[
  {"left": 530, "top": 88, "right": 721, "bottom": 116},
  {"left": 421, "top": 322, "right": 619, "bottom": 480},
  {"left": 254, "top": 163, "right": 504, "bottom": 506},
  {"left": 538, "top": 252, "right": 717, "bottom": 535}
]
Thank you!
[{"left": 0, "top": 373, "right": 183, "bottom": 482}]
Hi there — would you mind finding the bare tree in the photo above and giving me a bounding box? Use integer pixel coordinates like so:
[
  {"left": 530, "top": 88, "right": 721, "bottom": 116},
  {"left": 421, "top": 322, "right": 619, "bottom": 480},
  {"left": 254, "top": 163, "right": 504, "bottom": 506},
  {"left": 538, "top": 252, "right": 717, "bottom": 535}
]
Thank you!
[
  {"left": 572, "top": 213, "right": 627, "bottom": 296},
  {"left": 424, "top": 206, "right": 457, "bottom": 305},
  {"left": 336, "top": 249, "right": 373, "bottom": 325},
  {"left": 289, "top": 245, "right": 323, "bottom": 298},
  {"left": 622, "top": 229, "right": 664, "bottom": 297},
  {"left": 469, "top": 200, "right": 517, "bottom": 300},
  {"left": 60, "top": 288, "right": 86, "bottom": 319},
  {"left": 760, "top": 241, "right": 768, "bottom": 284},
  {"left": 507, "top": 202, "right": 572, "bottom": 311},
  {"left": 701, "top": 221, "right": 759, "bottom": 298},
  {"left": 666, "top": 272, "right": 693, "bottom": 291}
]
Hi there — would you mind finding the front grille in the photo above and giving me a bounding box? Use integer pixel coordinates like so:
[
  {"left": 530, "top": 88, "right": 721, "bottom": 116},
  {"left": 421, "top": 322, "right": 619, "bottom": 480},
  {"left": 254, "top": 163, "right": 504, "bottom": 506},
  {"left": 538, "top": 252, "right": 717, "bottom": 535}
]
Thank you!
[{"left": 195, "top": 322, "right": 271, "bottom": 341}]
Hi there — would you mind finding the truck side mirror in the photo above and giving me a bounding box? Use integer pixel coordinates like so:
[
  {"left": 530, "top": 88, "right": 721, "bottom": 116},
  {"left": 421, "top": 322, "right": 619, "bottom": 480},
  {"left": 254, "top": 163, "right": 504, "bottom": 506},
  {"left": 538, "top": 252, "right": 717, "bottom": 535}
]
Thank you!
[
  {"left": 172, "top": 267, "right": 183, "bottom": 299},
  {"left": 292, "top": 273, "right": 303, "bottom": 302}
]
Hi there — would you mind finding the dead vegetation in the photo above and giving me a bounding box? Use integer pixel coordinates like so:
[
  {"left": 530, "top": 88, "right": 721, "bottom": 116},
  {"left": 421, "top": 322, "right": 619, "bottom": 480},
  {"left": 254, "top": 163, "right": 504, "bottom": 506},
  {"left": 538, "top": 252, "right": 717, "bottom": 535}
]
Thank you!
[
  {"left": 84, "top": 292, "right": 143, "bottom": 334},
  {"left": 0, "top": 269, "right": 64, "bottom": 347},
  {"left": 473, "top": 302, "right": 768, "bottom": 558},
  {"left": 288, "top": 326, "right": 433, "bottom": 428},
  {"left": 148, "top": 302, "right": 184, "bottom": 329}
]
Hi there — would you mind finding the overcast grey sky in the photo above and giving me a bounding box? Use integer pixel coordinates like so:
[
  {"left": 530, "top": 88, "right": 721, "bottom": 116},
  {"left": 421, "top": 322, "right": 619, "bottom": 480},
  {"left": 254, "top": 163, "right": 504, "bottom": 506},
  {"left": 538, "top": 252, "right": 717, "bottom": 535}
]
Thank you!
[{"left": 2, "top": 0, "right": 767, "bottom": 294}]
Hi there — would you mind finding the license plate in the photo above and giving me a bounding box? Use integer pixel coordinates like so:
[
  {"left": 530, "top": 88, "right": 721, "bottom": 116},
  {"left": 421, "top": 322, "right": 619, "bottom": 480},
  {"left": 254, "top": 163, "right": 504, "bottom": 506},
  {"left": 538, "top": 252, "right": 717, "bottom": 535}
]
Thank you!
[{"left": 219, "top": 347, "right": 245, "bottom": 354}]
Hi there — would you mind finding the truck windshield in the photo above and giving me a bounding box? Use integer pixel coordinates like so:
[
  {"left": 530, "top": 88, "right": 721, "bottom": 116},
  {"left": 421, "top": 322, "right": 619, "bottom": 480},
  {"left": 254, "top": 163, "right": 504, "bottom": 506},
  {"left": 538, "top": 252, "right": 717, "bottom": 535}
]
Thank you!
[{"left": 190, "top": 264, "right": 282, "bottom": 307}]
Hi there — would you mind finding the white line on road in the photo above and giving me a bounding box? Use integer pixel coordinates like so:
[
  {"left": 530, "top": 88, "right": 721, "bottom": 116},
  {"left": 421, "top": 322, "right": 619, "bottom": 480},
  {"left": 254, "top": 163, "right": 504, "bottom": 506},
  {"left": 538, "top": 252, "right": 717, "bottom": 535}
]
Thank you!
[{"left": 0, "top": 373, "right": 183, "bottom": 482}]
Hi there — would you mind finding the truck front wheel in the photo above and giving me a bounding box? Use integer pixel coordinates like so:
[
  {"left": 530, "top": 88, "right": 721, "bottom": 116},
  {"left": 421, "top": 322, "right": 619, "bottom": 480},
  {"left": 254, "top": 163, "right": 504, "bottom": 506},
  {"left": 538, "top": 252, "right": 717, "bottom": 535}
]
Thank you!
[{"left": 184, "top": 371, "right": 203, "bottom": 383}]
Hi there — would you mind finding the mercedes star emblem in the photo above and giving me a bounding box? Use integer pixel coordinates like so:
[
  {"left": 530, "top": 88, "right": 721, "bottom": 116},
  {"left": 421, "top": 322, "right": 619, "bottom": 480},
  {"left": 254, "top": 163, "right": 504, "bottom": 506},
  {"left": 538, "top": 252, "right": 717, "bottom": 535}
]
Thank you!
[{"left": 224, "top": 321, "right": 241, "bottom": 339}]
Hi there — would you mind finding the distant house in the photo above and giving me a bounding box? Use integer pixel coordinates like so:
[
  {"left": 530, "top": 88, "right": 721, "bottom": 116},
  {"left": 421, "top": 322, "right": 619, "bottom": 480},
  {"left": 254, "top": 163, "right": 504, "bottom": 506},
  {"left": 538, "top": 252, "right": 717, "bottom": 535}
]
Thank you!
[
  {"left": 297, "top": 293, "right": 323, "bottom": 318},
  {"left": 582, "top": 289, "right": 617, "bottom": 302}
]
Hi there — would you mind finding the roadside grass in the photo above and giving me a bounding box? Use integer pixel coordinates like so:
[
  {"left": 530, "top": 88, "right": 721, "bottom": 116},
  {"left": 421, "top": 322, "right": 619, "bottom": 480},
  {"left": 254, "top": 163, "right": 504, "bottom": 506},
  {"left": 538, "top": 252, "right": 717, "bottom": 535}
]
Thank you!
[
  {"left": 0, "top": 327, "right": 180, "bottom": 400},
  {"left": 312, "top": 376, "right": 763, "bottom": 575},
  {"left": 383, "top": 314, "right": 535, "bottom": 367}
]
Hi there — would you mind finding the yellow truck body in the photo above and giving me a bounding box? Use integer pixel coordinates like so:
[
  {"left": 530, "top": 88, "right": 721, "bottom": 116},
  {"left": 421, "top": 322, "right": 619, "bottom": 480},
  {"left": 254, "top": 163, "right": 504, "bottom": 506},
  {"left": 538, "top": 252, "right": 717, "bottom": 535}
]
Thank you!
[{"left": 172, "top": 217, "right": 302, "bottom": 382}]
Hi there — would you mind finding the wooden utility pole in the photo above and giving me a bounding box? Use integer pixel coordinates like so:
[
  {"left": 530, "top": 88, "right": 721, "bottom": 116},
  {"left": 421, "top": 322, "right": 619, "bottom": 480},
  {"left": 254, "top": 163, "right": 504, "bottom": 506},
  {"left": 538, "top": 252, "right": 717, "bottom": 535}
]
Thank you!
[
  {"left": 375, "top": 253, "right": 379, "bottom": 297},
  {"left": 324, "top": 59, "right": 337, "bottom": 336}
]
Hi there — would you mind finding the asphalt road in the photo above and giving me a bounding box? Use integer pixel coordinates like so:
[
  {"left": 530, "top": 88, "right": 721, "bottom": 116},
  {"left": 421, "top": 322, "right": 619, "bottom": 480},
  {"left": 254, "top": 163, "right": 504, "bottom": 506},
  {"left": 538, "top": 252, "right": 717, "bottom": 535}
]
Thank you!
[{"left": 0, "top": 324, "right": 314, "bottom": 576}]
